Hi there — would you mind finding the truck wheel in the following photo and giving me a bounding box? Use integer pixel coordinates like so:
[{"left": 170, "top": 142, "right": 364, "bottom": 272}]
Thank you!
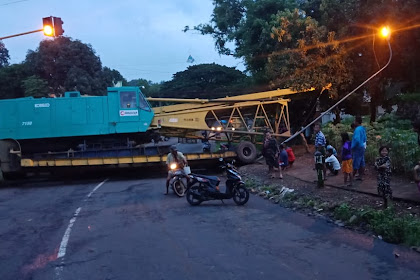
[
  {"left": 0, "top": 166, "right": 3, "bottom": 183},
  {"left": 236, "top": 141, "right": 257, "bottom": 164},
  {"left": 0, "top": 139, "right": 21, "bottom": 174}
]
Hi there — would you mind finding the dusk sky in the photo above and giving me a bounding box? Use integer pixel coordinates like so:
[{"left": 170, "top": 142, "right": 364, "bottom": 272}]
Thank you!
[{"left": 0, "top": 0, "right": 245, "bottom": 82}]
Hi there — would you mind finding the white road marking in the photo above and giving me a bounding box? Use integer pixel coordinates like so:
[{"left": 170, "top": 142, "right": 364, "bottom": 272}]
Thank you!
[
  {"left": 55, "top": 179, "right": 108, "bottom": 279},
  {"left": 57, "top": 207, "right": 82, "bottom": 258},
  {"left": 86, "top": 179, "right": 108, "bottom": 199}
]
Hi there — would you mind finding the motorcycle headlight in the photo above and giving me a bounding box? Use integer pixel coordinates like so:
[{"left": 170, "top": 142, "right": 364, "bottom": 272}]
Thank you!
[{"left": 170, "top": 163, "right": 177, "bottom": 170}]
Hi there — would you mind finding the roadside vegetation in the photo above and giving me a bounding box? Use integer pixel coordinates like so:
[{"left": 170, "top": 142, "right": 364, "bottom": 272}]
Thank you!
[
  {"left": 323, "top": 113, "right": 420, "bottom": 175},
  {"left": 244, "top": 178, "right": 420, "bottom": 248}
]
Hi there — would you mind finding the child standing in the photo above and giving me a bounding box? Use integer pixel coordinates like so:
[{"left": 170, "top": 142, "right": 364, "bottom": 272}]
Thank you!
[
  {"left": 262, "top": 131, "right": 282, "bottom": 179},
  {"left": 278, "top": 144, "right": 288, "bottom": 177},
  {"left": 341, "top": 133, "right": 353, "bottom": 186},
  {"left": 375, "top": 146, "right": 392, "bottom": 208},
  {"left": 285, "top": 145, "right": 295, "bottom": 167}
]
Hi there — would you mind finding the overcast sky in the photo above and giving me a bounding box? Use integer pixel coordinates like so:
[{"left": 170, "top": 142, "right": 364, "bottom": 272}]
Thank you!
[{"left": 0, "top": 0, "right": 245, "bottom": 82}]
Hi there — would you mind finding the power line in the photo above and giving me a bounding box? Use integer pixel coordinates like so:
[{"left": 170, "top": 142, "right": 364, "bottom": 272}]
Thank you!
[{"left": 0, "top": 0, "right": 29, "bottom": 6}]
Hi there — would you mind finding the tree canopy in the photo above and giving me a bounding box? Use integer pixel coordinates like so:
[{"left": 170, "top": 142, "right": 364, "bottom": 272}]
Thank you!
[
  {"left": 0, "top": 40, "right": 10, "bottom": 68},
  {"left": 0, "top": 37, "right": 126, "bottom": 99},
  {"left": 186, "top": 0, "right": 420, "bottom": 121},
  {"left": 127, "top": 78, "right": 162, "bottom": 98},
  {"left": 24, "top": 37, "right": 122, "bottom": 95},
  {"left": 158, "top": 63, "right": 252, "bottom": 99}
]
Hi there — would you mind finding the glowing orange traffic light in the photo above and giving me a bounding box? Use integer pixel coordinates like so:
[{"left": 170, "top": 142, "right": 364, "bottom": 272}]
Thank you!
[
  {"left": 43, "top": 17, "right": 54, "bottom": 36},
  {"left": 42, "top": 16, "right": 64, "bottom": 37},
  {"left": 43, "top": 25, "right": 54, "bottom": 36}
]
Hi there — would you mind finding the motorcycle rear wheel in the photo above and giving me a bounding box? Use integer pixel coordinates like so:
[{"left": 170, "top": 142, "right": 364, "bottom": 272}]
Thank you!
[
  {"left": 232, "top": 185, "right": 249, "bottom": 206},
  {"left": 186, "top": 187, "right": 203, "bottom": 206},
  {"left": 173, "top": 179, "right": 186, "bottom": 197}
]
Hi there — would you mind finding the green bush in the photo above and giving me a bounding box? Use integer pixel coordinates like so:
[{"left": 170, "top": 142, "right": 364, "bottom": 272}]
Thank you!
[
  {"left": 323, "top": 113, "right": 420, "bottom": 175},
  {"left": 334, "top": 203, "right": 353, "bottom": 221},
  {"left": 348, "top": 206, "right": 420, "bottom": 246}
]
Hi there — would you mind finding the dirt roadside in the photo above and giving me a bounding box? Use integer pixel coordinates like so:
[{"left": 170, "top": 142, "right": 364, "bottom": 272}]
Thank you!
[{"left": 239, "top": 145, "right": 420, "bottom": 217}]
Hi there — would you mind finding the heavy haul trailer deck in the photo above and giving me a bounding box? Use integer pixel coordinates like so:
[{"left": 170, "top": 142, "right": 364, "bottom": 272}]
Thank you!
[{"left": 21, "top": 151, "right": 237, "bottom": 168}]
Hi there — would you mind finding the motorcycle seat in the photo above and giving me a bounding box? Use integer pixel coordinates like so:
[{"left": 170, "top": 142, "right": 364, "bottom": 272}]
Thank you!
[{"left": 190, "top": 174, "right": 220, "bottom": 186}]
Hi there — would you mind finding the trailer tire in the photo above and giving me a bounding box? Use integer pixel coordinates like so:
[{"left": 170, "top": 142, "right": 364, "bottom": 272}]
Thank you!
[
  {"left": 0, "top": 164, "right": 3, "bottom": 183},
  {"left": 236, "top": 141, "right": 257, "bottom": 164},
  {"left": 0, "top": 139, "right": 21, "bottom": 174}
]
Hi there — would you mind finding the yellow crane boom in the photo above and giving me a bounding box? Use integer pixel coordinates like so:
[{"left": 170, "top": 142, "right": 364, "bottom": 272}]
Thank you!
[{"left": 147, "top": 88, "right": 314, "bottom": 139}]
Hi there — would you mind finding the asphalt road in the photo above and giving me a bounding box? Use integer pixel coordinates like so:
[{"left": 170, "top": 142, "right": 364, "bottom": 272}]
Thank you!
[{"left": 1, "top": 170, "right": 420, "bottom": 280}]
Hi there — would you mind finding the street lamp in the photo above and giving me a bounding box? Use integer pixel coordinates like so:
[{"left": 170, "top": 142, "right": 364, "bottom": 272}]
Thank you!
[
  {"left": 381, "top": 26, "right": 391, "bottom": 40},
  {"left": 283, "top": 26, "right": 393, "bottom": 144}
]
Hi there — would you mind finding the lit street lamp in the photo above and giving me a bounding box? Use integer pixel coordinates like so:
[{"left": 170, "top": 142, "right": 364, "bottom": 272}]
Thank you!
[
  {"left": 381, "top": 26, "right": 391, "bottom": 40},
  {"left": 283, "top": 26, "right": 393, "bottom": 144}
]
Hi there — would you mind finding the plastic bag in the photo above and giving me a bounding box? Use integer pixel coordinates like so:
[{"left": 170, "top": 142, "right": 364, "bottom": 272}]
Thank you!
[{"left": 183, "top": 166, "right": 191, "bottom": 174}]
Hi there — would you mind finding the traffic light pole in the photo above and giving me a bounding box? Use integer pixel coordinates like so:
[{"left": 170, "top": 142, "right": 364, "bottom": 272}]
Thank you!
[{"left": 0, "top": 29, "right": 43, "bottom": 40}]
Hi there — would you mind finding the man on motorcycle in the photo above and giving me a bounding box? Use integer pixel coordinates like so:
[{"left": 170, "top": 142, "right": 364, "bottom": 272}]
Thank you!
[{"left": 165, "top": 145, "right": 189, "bottom": 195}]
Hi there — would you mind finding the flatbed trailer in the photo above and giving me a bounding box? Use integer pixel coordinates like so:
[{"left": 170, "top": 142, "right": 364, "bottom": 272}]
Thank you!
[
  {"left": 0, "top": 86, "right": 315, "bottom": 180},
  {"left": 21, "top": 151, "right": 236, "bottom": 168}
]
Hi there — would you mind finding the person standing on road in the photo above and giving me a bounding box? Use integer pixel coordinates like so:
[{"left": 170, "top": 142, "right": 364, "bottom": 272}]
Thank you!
[
  {"left": 375, "top": 146, "right": 392, "bottom": 208},
  {"left": 262, "top": 131, "right": 282, "bottom": 179},
  {"left": 341, "top": 132, "right": 353, "bottom": 186},
  {"left": 313, "top": 123, "right": 327, "bottom": 179},
  {"left": 165, "top": 145, "right": 188, "bottom": 195},
  {"left": 352, "top": 116, "right": 367, "bottom": 180}
]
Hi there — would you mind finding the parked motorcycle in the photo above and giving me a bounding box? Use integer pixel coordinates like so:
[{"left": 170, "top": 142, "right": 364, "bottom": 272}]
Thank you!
[
  {"left": 169, "top": 163, "right": 188, "bottom": 197},
  {"left": 186, "top": 159, "right": 249, "bottom": 206}
]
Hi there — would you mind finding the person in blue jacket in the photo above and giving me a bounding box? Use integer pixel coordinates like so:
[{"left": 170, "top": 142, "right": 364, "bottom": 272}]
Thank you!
[{"left": 351, "top": 116, "right": 367, "bottom": 180}]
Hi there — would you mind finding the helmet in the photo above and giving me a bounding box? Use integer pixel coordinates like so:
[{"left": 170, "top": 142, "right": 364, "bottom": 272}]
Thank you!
[{"left": 170, "top": 145, "right": 177, "bottom": 152}]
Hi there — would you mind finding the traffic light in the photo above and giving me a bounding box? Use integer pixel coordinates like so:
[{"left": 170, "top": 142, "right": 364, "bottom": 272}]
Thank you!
[
  {"left": 42, "top": 16, "right": 64, "bottom": 37},
  {"left": 42, "top": 16, "right": 54, "bottom": 36},
  {"left": 53, "top": 17, "right": 64, "bottom": 36}
]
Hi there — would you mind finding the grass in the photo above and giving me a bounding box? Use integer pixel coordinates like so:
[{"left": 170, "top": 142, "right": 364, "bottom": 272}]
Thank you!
[
  {"left": 334, "top": 204, "right": 420, "bottom": 246},
  {"left": 244, "top": 176, "right": 420, "bottom": 247}
]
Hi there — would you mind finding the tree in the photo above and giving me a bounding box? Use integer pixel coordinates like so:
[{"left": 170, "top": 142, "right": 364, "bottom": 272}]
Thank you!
[
  {"left": 25, "top": 37, "right": 108, "bottom": 95},
  {"left": 0, "top": 40, "right": 9, "bottom": 68},
  {"left": 158, "top": 63, "right": 252, "bottom": 99},
  {"left": 266, "top": 9, "right": 352, "bottom": 95},
  {"left": 21, "top": 75, "right": 50, "bottom": 97},
  {"left": 0, "top": 64, "right": 27, "bottom": 99},
  {"left": 186, "top": 0, "right": 296, "bottom": 83},
  {"left": 101, "top": 67, "right": 127, "bottom": 88},
  {"left": 127, "top": 78, "right": 162, "bottom": 97},
  {"left": 310, "top": 0, "right": 420, "bottom": 121},
  {"left": 194, "top": 0, "right": 420, "bottom": 124}
]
